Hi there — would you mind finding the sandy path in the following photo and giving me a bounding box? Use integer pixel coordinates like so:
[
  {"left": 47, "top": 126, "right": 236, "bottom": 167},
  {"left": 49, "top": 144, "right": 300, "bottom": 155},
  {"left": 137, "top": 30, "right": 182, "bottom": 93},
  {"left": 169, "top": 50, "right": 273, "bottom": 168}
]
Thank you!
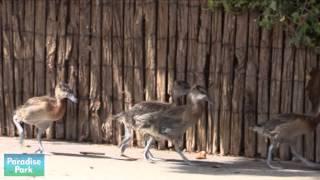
[{"left": 0, "top": 137, "right": 319, "bottom": 180}]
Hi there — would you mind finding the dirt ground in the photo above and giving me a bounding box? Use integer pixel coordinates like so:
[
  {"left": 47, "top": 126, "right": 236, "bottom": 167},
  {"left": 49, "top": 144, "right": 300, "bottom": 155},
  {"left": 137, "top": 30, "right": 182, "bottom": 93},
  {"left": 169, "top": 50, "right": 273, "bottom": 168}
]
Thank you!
[{"left": 0, "top": 137, "right": 319, "bottom": 180}]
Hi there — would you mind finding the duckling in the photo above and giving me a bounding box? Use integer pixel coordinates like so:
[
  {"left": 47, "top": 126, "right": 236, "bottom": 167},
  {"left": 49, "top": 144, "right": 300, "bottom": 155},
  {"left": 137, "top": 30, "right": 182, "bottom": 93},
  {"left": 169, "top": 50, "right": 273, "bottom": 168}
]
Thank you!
[
  {"left": 251, "top": 112, "right": 320, "bottom": 169},
  {"left": 13, "top": 83, "right": 77, "bottom": 153},
  {"left": 112, "top": 80, "right": 190, "bottom": 157},
  {"left": 133, "top": 85, "right": 212, "bottom": 165}
]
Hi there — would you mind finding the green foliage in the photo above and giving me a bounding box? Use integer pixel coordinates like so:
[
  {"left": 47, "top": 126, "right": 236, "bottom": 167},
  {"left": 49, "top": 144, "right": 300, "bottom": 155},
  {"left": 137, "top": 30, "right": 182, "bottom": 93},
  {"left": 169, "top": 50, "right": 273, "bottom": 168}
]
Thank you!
[{"left": 208, "top": 0, "right": 320, "bottom": 49}]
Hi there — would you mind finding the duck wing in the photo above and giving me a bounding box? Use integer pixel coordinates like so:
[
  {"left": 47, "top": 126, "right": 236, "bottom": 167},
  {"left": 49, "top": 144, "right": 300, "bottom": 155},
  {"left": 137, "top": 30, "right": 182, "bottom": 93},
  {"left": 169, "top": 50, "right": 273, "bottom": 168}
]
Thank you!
[
  {"left": 134, "top": 108, "right": 187, "bottom": 138},
  {"left": 22, "top": 96, "right": 55, "bottom": 107},
  {"left": 113, "top": 101, "right": 174, "bottom": 123},
  {"left": 15, "top": 96, "right": 57, "bottom": 124}
]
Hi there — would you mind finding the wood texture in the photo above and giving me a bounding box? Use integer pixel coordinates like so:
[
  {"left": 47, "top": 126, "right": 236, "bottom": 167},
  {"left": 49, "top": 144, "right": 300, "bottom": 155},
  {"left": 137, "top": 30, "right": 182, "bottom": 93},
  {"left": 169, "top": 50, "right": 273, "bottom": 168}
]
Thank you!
[
  {"left": 257, "top": 29, "right": 271, "bottom": 158},
  {"left": 231, "top": 12, "right": 248, "bottom": 156},
  {"left": 45, "top": 0, "right": 58, "bottom": 139},
  {"left": 293, "top": 48, "right": 306, "bottom": 156},
  {"left": 304, "top": 50, "right": 317, "bottom": 161},
  {"left": 196, "top": 0, "right": 211, "bottom": 151},
  {"left": 78, "top": 0, "right": 91, "bottom": 142},
  {"left": 186, "top": 0, "right": 200, "bottom": 152},
  {"left": 156, "top": 0, "right": 169, "bottom": 149},
  {"left": 269, "top": 25, "right": 284, "bottom": 159},
  {"left": 133, "top": 0, "right": 145, "bottom": 147},
  {"left": 0, "top": 1, "right": 319, "bottom": 162},
  {"left": 55, "top": 0, "right": 68, "bottom": 139},
  {"left": 219, "top": 13, "right": 236, "bottom": 155},
  {"left": 2, "top": 0, "right": 16, "bottom": 137},
  {"left": 101, "top": 0, "right": 113, "bottom": 143},
  {"left": 210, "top": 9, "right": 223, "bottom": 154},
  {"left": 65, "top": 0, "right": 79, "bottom": 141},
  {"left": 123, "top": 0, "right": 134, "bottom": 146},
  {"left": 90, "top": 0, "right": 102, "bottom": 143},
  {"left": 279, "top": 33, "right": 294, "bottom": 160},
  {"left": 0, "top": 3, "right": 3, "bottom": 135},
  {"left": 244, "top": 12, "right": 259, "bottom": 157},
  {"left": 112, "top": 0, "right": 124, "bottom": 145}
]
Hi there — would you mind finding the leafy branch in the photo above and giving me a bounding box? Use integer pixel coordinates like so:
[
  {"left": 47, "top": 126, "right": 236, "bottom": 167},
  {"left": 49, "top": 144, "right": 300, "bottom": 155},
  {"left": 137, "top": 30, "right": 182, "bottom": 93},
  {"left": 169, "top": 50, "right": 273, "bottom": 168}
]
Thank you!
[{"left": 208, "top": 0, "right": 320, "bottom": 50}]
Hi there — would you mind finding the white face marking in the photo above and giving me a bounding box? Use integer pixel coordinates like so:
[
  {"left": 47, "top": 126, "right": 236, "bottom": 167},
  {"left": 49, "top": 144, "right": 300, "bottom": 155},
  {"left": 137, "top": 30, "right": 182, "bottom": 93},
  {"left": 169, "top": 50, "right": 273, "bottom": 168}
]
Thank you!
[
  {"left": 68, "top": 94, "right": 78, "bottom": 103},
  {"left": 196, "top": 94, "right": 207, "bottom": 100}
]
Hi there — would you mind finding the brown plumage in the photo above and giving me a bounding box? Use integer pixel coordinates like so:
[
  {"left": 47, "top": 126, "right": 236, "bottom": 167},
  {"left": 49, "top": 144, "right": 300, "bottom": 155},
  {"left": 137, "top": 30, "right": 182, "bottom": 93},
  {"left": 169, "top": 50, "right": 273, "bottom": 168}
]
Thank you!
[
  {"left": 133, "top": 85, "right": 212, "bottom": 165},
  {"left": 252, "top": 113, "right": 320, "bottom": 169},
  {"left": 13, "top": 83, "right": 77, "bottom": 153},
  {"left": 112, "top": 80, "right": 190, "bottom": 157}
]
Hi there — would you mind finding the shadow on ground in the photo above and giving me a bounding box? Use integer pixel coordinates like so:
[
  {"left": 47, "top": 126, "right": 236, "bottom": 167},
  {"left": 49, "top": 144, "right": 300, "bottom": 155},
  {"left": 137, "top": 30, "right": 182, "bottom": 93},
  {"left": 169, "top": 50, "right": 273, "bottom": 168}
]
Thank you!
[{"left": 165, "top": 158, "right": 320, "bottom": 178}]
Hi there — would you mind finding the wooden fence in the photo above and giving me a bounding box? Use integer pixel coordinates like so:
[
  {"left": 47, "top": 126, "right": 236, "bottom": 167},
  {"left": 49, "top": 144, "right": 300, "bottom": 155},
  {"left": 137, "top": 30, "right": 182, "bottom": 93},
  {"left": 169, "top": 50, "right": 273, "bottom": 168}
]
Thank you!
[{"left": 0, "top": 0, "right": 320, "bottom": 162}]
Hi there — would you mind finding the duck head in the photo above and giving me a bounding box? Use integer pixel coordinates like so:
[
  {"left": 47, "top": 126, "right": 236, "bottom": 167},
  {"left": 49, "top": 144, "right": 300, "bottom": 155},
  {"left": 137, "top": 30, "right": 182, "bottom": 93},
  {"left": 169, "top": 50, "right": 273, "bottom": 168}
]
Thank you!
[
  {"left": 188, "top": 85, "right": 212, "bottom": 104},
  {"left": 55, "top": 83, "right": 78, "bottom": 103},
  {"left": 171, "top": 80, "right": 191, "bottom": 99}
]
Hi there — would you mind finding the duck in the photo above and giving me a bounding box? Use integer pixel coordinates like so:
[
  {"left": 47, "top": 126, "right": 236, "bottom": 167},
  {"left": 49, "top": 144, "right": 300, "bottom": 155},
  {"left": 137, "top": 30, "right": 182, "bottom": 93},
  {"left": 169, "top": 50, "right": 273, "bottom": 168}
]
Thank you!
[
  {"left": 133, "top": 85, "right": 212, "bottom": 165},
  {"left": 251, "top": 112, "right": 320, "bottom": 169},
  {"left": 112, "top": 80, "right": 190, "bottom": 158},
  {"left": 13, "top": 82, "right": 77, "bottom": 154}
]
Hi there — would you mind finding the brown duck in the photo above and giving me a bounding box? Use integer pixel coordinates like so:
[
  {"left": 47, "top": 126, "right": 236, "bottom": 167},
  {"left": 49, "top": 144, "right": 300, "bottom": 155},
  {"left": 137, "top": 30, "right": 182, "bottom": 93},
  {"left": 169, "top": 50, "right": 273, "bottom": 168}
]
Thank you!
[{"left": 13, "top": 83, "right": 77, "bottom": 153}]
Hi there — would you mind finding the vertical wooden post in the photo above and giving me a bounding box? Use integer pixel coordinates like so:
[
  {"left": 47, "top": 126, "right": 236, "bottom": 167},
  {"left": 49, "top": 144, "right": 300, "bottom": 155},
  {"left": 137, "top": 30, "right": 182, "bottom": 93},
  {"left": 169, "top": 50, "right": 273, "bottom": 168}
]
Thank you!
[
  {"left": 55, "top": 0, "right": 68, "bottom": 139},
  {"left": 167, "top": 0, "right": 177, "bottom": 106},
  {"left": 269, "top": 25, "right": 284, "bottom": 159},
  {"left": 209, "top": 9, "right": 223, "bottom": 154},
  {"left": 123, "top": 0, "right": 134, "bottom": 146},
  {"left": 186, "top": 0, "right": 199, "bottom": 152},
  {"left": 257, "top": 29, "right": 272, "bottom": 158},
  {"left": 304, "top": 50, "right": 317, "bottom": 161},
  {"left": 12, "top": 0, "right": 24, "bottom": 126},
  {"left": 0, "top": 1, "right": 4, "bottom": 136},
  {"left": 293, "top": 48, "right": 306, "bottom": 155},
  {"left": 34, "top": 0, "right": 46, "bottom": 102},
  {"left": 133, "top": 0, "right": 145, "bottom": 147},
  {"left": 112, "top": 0, "right": 124, "bottom": 144},
  {"left": 45, "top": 0, "right": 58, "bottom": 139},
  {"left": 34, "top": 0, "right": 46, "bottom": 104},
  {"left": 34, "top": 0, "right": 47, "bottom": 138},
  {"left": 78, "top": 0, "right": 91, "bottom": 142},
  {"left": 317, "top": 54, "right": 320, "bottom": 163},
  {"left": 279, "top": 32, "right": 295, "bottom": 160},
  {"left": 144, "top": 0, "right": 157, "bottom": 101},
  {"left": 66, "top": 0, "right": 80, "bottom": 141},
  {"left": 2, "top": 0, "right": 15, "bottom": 137},
  {"left": 219, "top": 13, "right": 236, "bottom": 155},
  {"left": 156, "top": 0, "right": 169, "bottom": 150},
  {"left": 231, "top": 12, "right": 248, "bottom": 156},
  {"left": 23, "top": 0, "right": 35, "bottom": 138},
  {"left": 196, "top": 1, "right": 211, "bottom": 151},
  {"left": 175, "top": 0, "right": 188, "bottom": 84},
  {"left": 101, "top": 0, "right": 113, "bottom": 143},
  {"left": 90, "top": 0, "right": 102, "bottom": 143},
  {"left": 244, "top": 12, "right": 259, "bottom": 157}
]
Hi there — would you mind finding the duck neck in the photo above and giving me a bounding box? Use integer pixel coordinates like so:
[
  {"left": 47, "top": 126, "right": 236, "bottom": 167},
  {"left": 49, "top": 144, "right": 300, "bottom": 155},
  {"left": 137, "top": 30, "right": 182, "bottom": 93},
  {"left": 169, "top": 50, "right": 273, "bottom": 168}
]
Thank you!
[
  {"left": 55, "top": 98, "right": 67, "bottom": 119},
  {"left": 187, "top": 96, "right": 205, "bottom": 119}
]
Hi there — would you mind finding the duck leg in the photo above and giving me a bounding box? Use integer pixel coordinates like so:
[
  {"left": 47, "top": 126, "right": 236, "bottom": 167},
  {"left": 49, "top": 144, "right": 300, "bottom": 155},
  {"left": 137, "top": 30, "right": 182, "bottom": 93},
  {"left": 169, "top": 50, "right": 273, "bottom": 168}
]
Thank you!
[
  {"left": 266, "top": 143, "right": 282, "bottom": 169},
  {"left": 143, "top": 137, "right": 157, "bottom": 161},
  {"left": 34, "top": 122, "right": 51, "bottom": 155},
  {"left": 13, "top": 115, "right": 24, "bottom": 146},
  {"left": 173, "top": 140, "right": 192, "bottom": 166},
  {"left": 289, "top": 144, "right": 320, "bottom": 169},
  {"left": 147, "top": 151, "right": 162, "bottom": 161},
  {"left": 119, "top": 126, "right": 132, "bottom": 155},
  {"left": 35, "top": 128, "right": 45, "bottom": 154}
]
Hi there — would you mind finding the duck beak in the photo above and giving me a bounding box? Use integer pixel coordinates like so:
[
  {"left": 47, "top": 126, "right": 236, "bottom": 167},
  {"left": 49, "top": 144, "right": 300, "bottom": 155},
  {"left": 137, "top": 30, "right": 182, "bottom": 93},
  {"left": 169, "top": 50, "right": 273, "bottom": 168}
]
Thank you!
[{"left": 68, "top": 94, "right": 78, "bottom": 103}]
